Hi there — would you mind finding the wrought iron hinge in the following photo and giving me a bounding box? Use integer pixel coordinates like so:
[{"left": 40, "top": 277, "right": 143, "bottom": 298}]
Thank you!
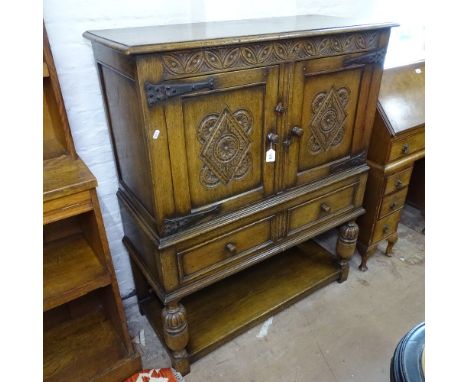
[
  {"left": 163, "top": 204, "right": 221, "bottom": 235},
  {"left": 344, "top": 49, "right": 387, "bottom": 67},
  {"left": 144, "top": 78, "right": 215, "bottom": 107},
  {"left": 330, "top": 151, "right": 367, "bottom": 174}
]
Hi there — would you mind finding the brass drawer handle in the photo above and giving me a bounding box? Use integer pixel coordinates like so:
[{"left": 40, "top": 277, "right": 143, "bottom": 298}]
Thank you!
[
  {"left": 402, "top": 143, "right": 410, "bottom": 154},
  {"left": 321, "top": 203, "right": 331, "bottom": 213},
  {"left": 225, "top": 242, "right": 237, "bottom": 254},
  {"left": 390, "top": 202, "right": 398, "bottom": 210},
  {"left": 383, "top": 224, "right": 390, "bottom": 234},
  {"left": 395, "top": 179, "right": 404, "bottom": 189}
]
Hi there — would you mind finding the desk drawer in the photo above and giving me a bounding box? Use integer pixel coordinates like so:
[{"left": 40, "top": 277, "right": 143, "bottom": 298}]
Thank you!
[
  {"left": 384, "top": 167, "right": 413, "bottom": 196},
  {"left": 177, "top": 217, "right": 273, "bottom": 281},
  {"left": 372, "top": 211, "right": 401, "bottom": 244},
  {"left": 388, "top": 131, "right": 424, "bottom": 162},
  {"left": 379, "top": 187, "right": 408, "bottom": 219},
  {"left": 287, "top": 182, "right": 358, "bottom": 235}
]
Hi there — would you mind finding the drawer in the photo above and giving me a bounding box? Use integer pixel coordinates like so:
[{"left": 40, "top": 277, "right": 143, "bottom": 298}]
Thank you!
[
  {"left": 177, "top": 217, "right": 273, "bottom": 281},
  {"left": 384, "top": 167, "right": 413, "bottom": 196},
  {"left": 287, "top": 182, "right": 358, "bottom": 235},
  {"left": 371, "top": 211, "right": 401, "bottom": 244},
  {"left": 388, "top": 131, "right": 424, "bottom": 162},
  {"left": 379, "top": 187, "right": 408, "bottom": 219}
]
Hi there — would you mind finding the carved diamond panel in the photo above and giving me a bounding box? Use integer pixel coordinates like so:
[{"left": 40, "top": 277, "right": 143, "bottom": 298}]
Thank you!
[
  {"left": 308, "top": 87, "right": 350, "bottom": 155},
  {"left": 198, "top": 107, "right": 253, "bottom": 187}
]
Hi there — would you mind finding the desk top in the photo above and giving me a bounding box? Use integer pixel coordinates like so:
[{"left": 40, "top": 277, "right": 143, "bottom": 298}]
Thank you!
[
  {"left": 84, "top": 14, "right": 396, "bottom": 55},
  {"left": 378, "top": 61, "right": 425, "bottom": 135}
]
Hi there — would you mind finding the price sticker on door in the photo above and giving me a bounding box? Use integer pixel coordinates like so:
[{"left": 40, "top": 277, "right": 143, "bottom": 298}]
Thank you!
[{"left": 266, "top": 148, "right": 276, "bottom": 162}]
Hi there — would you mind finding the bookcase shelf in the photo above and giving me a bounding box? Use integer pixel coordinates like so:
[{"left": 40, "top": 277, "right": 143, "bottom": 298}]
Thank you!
[
  {"left": 43, "top": 23, "right": 141, "bottom": 380},
  {"left": 44, "top": 233, "right": 112, "bottom": 311},
  {"left": 44, "top": 305, "right": 140, "bottom": 382}
]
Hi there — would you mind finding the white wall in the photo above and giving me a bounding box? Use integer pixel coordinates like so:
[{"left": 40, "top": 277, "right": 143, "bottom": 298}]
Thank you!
[{"left": 43, "top": 0, "right": 424, "bottom": 298}]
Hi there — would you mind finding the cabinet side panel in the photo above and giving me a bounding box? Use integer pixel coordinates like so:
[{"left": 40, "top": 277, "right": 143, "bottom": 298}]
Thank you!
[{"left": 100, "top": 65, "right": 154, "bottom": 215}]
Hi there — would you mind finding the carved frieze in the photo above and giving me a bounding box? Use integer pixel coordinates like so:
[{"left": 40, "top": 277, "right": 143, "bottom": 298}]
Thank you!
[
  {"left": 161, "top": 31, "right": 379, "bottom": 76},
  {"left": 198, "top": 107, "right": 253, "bottom": 188}
]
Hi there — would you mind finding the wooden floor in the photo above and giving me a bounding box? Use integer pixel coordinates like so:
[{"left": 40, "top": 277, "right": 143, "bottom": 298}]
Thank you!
[{"left": 124, "top": 205, "right": 424, "bottom": 382}]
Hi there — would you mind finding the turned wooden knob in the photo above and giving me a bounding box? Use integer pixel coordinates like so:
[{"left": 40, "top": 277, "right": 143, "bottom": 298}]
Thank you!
[
  {"left": 402, "top": 143, "right": 410, "bottom": 154},
  {"left": 390, "top": 202, "right": 398, "bottom": 210},
  {"left": 267, "top": 132, "right": 279, "bottom": 144},
  {"left": 225, "top": 242, "right": 237, "bottom": 254},
  {"left": 383, "top": 225, "right": 390, "bottom": 234},
  {"left": 395, "top": 179, "right": 404, "bottom": 189},
  {"left": 291, "top": 126, "right": 304, "bottom": 137},
  {"left": 321, "top": 203, "right": 331, "bottom": 213}
]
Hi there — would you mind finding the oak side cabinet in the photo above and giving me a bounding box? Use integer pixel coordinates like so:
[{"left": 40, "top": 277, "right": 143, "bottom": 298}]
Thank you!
[{"left": 84, "top": 15, "right": 396, "bottom": 374}]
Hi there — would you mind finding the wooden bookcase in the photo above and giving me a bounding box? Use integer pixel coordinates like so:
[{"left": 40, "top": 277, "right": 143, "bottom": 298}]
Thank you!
[{"left": 43, "top": 24, "right": 141, "bottom": 381}]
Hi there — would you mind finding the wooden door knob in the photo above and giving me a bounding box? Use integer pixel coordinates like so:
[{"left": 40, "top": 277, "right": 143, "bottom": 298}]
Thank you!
[
  {"left": 402, "top": 143, "right": 410, "bottom": 154},
  {"left": 390, "top": 202, "right": 398, "bottom": 210},
  {"left": 383, "top": 225, "right": 390, "bottom": 234},
  {"left": 225, "top": 242, "right": 237, "bottom": 254}
]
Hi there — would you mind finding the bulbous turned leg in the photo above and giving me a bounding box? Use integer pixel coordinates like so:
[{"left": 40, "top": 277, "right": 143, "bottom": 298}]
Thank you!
[
  {"left": 385, "top": 233, "right": 398, "bottom": 256},
  {"left": 162, "top": 301, "right": 190, "bottom": 375},
  {"left": 336, "top": 221, "right": 359, "bottom": 283}
]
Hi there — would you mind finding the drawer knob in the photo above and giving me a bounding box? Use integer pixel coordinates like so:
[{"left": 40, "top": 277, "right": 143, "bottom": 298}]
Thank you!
[
  {"left": 267, "top": 132, "right": 279, "bottom": 144},
  {"left": 321, "top": 203, "right": 331, "bottom": 213},
  {"left": 390, "top": 202, "right": 398, "bottom": 210},
  {"left": 383, "top": 224, "right": 390, "bottom": 234},
  {"left": 395, "top": 179, "right": 404, "bottom": 189},
  {"left": 225, "top": 242, "right": 237, "bottom": 254},
  {"left": 402, "top": 143, "right": 410, "bottom": 154}
]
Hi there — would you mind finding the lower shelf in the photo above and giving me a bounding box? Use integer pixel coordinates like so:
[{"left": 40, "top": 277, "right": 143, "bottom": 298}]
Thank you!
[
  {"left": 142, "top": 240, "right": 341, "bottom": 361},
  {"left": 44, "top": 307, "right": 140, "bottom": 382},
  {"left": 43, "top": 233, "right": 111, "bottom": 311}
]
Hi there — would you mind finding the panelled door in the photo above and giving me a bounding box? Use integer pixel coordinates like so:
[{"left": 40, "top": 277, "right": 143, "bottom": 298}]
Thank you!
[
  {"left": 282, "top": 55, "right": 374, "bottom": 189},
  {"left": 163, "top": 66, "right": 279, "bottom": 220}
]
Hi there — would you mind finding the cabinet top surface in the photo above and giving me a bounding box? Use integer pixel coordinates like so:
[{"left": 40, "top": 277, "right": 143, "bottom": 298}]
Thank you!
[
  {"left": 378, "top": 61, "right": 425, "bottom": 135},
  {"left": 83, "top": 14, "right": 396, "bottom": 54}
]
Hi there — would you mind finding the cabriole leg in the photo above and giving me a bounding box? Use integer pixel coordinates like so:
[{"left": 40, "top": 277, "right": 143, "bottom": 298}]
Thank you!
[
  {"left": 385, "top": 233, "right": 398, "bottom": 256},
  {"left": 336, "top": 221, "right": 359, "bottom": 282},
  {"left": 162, "top": 301, "right": 190, "bottom": 375}
]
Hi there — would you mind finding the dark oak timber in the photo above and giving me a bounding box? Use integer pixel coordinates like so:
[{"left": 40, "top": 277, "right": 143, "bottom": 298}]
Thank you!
[{"left": 85, "top": 15, "right": 396, "bottom": 374}]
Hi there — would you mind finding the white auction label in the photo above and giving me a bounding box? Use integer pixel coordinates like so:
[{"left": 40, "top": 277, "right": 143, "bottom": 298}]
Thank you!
[{"left": 266, "top": 148, "right": 276, "bottom": 162}]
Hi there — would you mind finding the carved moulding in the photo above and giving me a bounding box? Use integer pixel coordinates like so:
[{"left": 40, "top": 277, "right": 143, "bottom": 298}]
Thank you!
[
  {"left": 161, "top": 31, "right": 379, "bottom": 77},
  {"left": 198, "top": 107, "right": 253, "bottom": 188},
  {"left": 308, "top": 86, "right": 351, "bottom": 155}
]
